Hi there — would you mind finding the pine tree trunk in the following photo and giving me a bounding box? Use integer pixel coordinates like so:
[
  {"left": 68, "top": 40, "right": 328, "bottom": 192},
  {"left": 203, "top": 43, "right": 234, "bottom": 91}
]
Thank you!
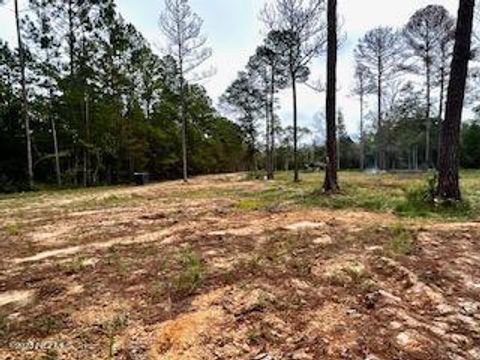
[
  {"left": 323, "top": 0, "right": 339, "bottom": 193},
  {"left": 68, "top": 0, "right": 76, "bottom": 185},
  {"left": 74, "top": 150, "right": 79, "bottom": 186},
  {"left": 292, "top": 75, "right": 299, "bottom": 182},
  {"left": 437, "top": 53, "right": 446, "bottom": 168},
  {"left": 93, "top": 151, "right": 100, "bottom": 186},
  {"left": 146, "top": 98, "right": 151, "bottom": 122},
  {"left": 68, "top": 0, "right": 74, "bottom": 77},
  {"left": 377, "top": 58, "right": 385, "bottom": 170},
  {"left": 437, "top": 0, "right": 475, "bottom": 201},
  {"left": 336, "top": 139, "right": 340, "bottom": 170},
  {"left": 83, "top": 150, "right": 87, "bottom": 188},
  {"left": 83, "top": 93, "right": 90, "bottom": 187},
  {"left": 415, "top": 145, "right": 419, "bottom": 170},
  {"left": 268, "top": 67, "right": 276, "bottom": 180},
  {"left": 51, "top": 115, "right": 61, "bottom": 187},
  {"left": 360, "top": 90, "right": 365, "bottom": 170},
  {"left": 15, "top": 0, "right": 34, "bottom": 189},
  {"left": 439, "top": 66, "right": 445, "bottom": 121},
  {"left": 425, "top": 58, "right": 432, "bottom": 167},
  {"left": 45, "top": 45, "right": 61, "bottom": 186},
  {"left": 179, "top": 56, "right": 188, "bottom": 182},
  {"left": 265, "top": 75, "right": 271, "bottom": 180}
]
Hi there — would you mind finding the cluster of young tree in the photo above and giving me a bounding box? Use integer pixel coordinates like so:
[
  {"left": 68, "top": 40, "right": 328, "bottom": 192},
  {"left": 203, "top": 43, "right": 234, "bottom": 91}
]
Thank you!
[
  {"left": 222, "top": 0, "right": 478, "bottom": 198},
  {"left": 352, "top": 5, "right": 451, "bottom": 170},
  {"left": 354, "top": 0, "right": 477, "bottom": 200},
  {"left": 221, "top": 0, "right": 327, "bottom": 183},
  {"left": 0, "top": 0, "right": 247, "bottom": 192},
  {"left": 353, "top": 3, "right": 480, "bottom": 173}
]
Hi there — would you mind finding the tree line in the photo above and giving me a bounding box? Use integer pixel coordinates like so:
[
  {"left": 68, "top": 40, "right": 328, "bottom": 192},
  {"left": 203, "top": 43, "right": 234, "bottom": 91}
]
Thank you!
[
  {"left": 1, "top": 0, "right": 478, "bottom": 201},
  {"left": 222, "top": 0, "right": 478, "bottom": 198},
  {"left": 352, "top": 0, "right": 476, "bottom": 199},
  {"left": 221, "top": 0, "right": 327, "bottom": 183},
  {"left": 353, "top": 0, "right": 477, "bottom": 200},
  {"left": 353, "top": 5, "right": 455, "bottom": 171},
  {"left": 0, "top": 0, "right": 247, "bottom": 192}
]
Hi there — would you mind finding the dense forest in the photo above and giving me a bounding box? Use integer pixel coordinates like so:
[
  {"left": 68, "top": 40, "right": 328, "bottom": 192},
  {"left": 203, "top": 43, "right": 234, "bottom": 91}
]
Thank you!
[
  {"left": 1, "top": 0, "right": 480, "bottom": 193},
  {"left": 0, "top": 0, "right": 247, "bottom": 192}
]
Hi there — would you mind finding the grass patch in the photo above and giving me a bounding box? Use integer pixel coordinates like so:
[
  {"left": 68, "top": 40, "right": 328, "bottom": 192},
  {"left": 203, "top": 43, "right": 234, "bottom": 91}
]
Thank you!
[
  {"left": 223, "top": 255, "right": 265, "bottom": 283},
  {"left": 241, "top": 255, "right": 265, "bottom": 273},
  {"left": 0, "top": 314, "right": 10, "bottom": 340},
  {"left": 81, "top": 194, "right": 141, "bottom": 209},
  {"left": 64, "top": 256, "right": 89, "bottom": 274},
  {"left": 395, "top": 183, "right": 473, "bottom": 219},
  {"left": 236, "top": 198, "right": 267, "bottom": 210},
  {"left": 246, "top": 170, "right": 266, "bottom": 180},
  {"left": 246, "top": 329, "right": 263, "bottom": 345},
  {"left": 387, "top": 224, "right": 416, "bottom": 256},
  {"left": 4, "top": 222, "right": 22, "bottom": 236},
  {"left": 101, "top": 312, "right": 129, "bottom": 359},
  {"left": 150, "top": 281, "right": 168, "bottom": 304},
  {"left": 172, "top": 247, "right": 205, "bottom": 297},
  {"left": 234, "top": 186, "right": 297, "bottom": 212},
  {"left": 253, "top": 171, "right": 480, "bottom": 220},
  {"left": 35, "top": 315, "right": 64, "bottom": 336},
  {"left": 106, "top": 247, "right": 129, "bottom": 275}
]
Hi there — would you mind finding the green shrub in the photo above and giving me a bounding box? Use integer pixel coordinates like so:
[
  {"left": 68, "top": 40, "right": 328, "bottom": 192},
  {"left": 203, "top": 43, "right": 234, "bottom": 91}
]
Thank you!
[
  {"left": 4, "top": 222, "right": 21, "bottom": 236},
  {"left": 396, "top": 176, "right": 472, "bottom": 218},
  {"left": 246, "top": 171, "right": 265, "bottom": 181},
  {"left": 0, "top": 314, "right": 10, "bottom": 339},
  {"left": 106, "top": 247, "right": 129, "bottom": 275},
  {"left": 0, "top": 174, "right": 32, "bottom": 193},
  {"left": 36, "top": 315, "right": 63, "bottom": 336},
  {"left": 246, "top": 329, "right": 262, "bottom": 345},
  {"left": 102, "top": 312, "right": 129, "bottom": 359},
  {"left": 388, "top": 224, "right": 415, "bottom": 256},
  {"left": 173, "top": 247, "right": 205, "bottom": 296},
  {"left": 64, "top": 257, "right": 88, "bottom": 274},
  {"left": 150, "top": 281, "right": 168, "bottom": 303}
]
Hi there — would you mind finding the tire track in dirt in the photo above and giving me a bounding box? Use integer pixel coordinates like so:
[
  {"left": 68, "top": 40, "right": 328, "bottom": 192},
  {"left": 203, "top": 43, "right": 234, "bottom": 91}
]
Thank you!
[{"left": 10, "top": 224, "right": 187, "bottom": 264}]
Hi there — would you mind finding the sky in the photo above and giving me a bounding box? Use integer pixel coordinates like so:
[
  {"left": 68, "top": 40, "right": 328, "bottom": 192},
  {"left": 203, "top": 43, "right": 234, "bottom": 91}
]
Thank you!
[{"left": 0, "top": 0, "right": 461, "bottom": 139}]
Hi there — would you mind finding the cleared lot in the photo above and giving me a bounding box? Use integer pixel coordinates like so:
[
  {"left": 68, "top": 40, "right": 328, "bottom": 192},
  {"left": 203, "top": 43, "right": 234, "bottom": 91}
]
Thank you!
[{"left": 0, "top": 172, "right": 480, "bottom": 359}]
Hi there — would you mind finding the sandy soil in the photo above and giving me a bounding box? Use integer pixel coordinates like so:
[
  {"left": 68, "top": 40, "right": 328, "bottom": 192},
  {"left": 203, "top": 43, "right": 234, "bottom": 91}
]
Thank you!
[{"left": 0, "top": 173, "right": 479, "bottom": 359}]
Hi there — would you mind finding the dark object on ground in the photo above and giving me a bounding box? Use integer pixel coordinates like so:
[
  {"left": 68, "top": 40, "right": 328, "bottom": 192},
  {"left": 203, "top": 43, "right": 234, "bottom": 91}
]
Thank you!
[
  {"left": 305, "top": 162, "right": 326, "bottom": 172},
  {"left": 133, "top": 173, "right": 150, "bottom": 186},
  {"left": 365, "top": 291, "right": 381, "bottom": 310}
]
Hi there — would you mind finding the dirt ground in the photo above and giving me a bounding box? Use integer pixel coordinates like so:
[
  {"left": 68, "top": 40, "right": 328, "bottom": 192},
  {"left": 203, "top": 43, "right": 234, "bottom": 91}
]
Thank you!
[{"left": 0, "top": 173, "right": 479, "bottom": 360}]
